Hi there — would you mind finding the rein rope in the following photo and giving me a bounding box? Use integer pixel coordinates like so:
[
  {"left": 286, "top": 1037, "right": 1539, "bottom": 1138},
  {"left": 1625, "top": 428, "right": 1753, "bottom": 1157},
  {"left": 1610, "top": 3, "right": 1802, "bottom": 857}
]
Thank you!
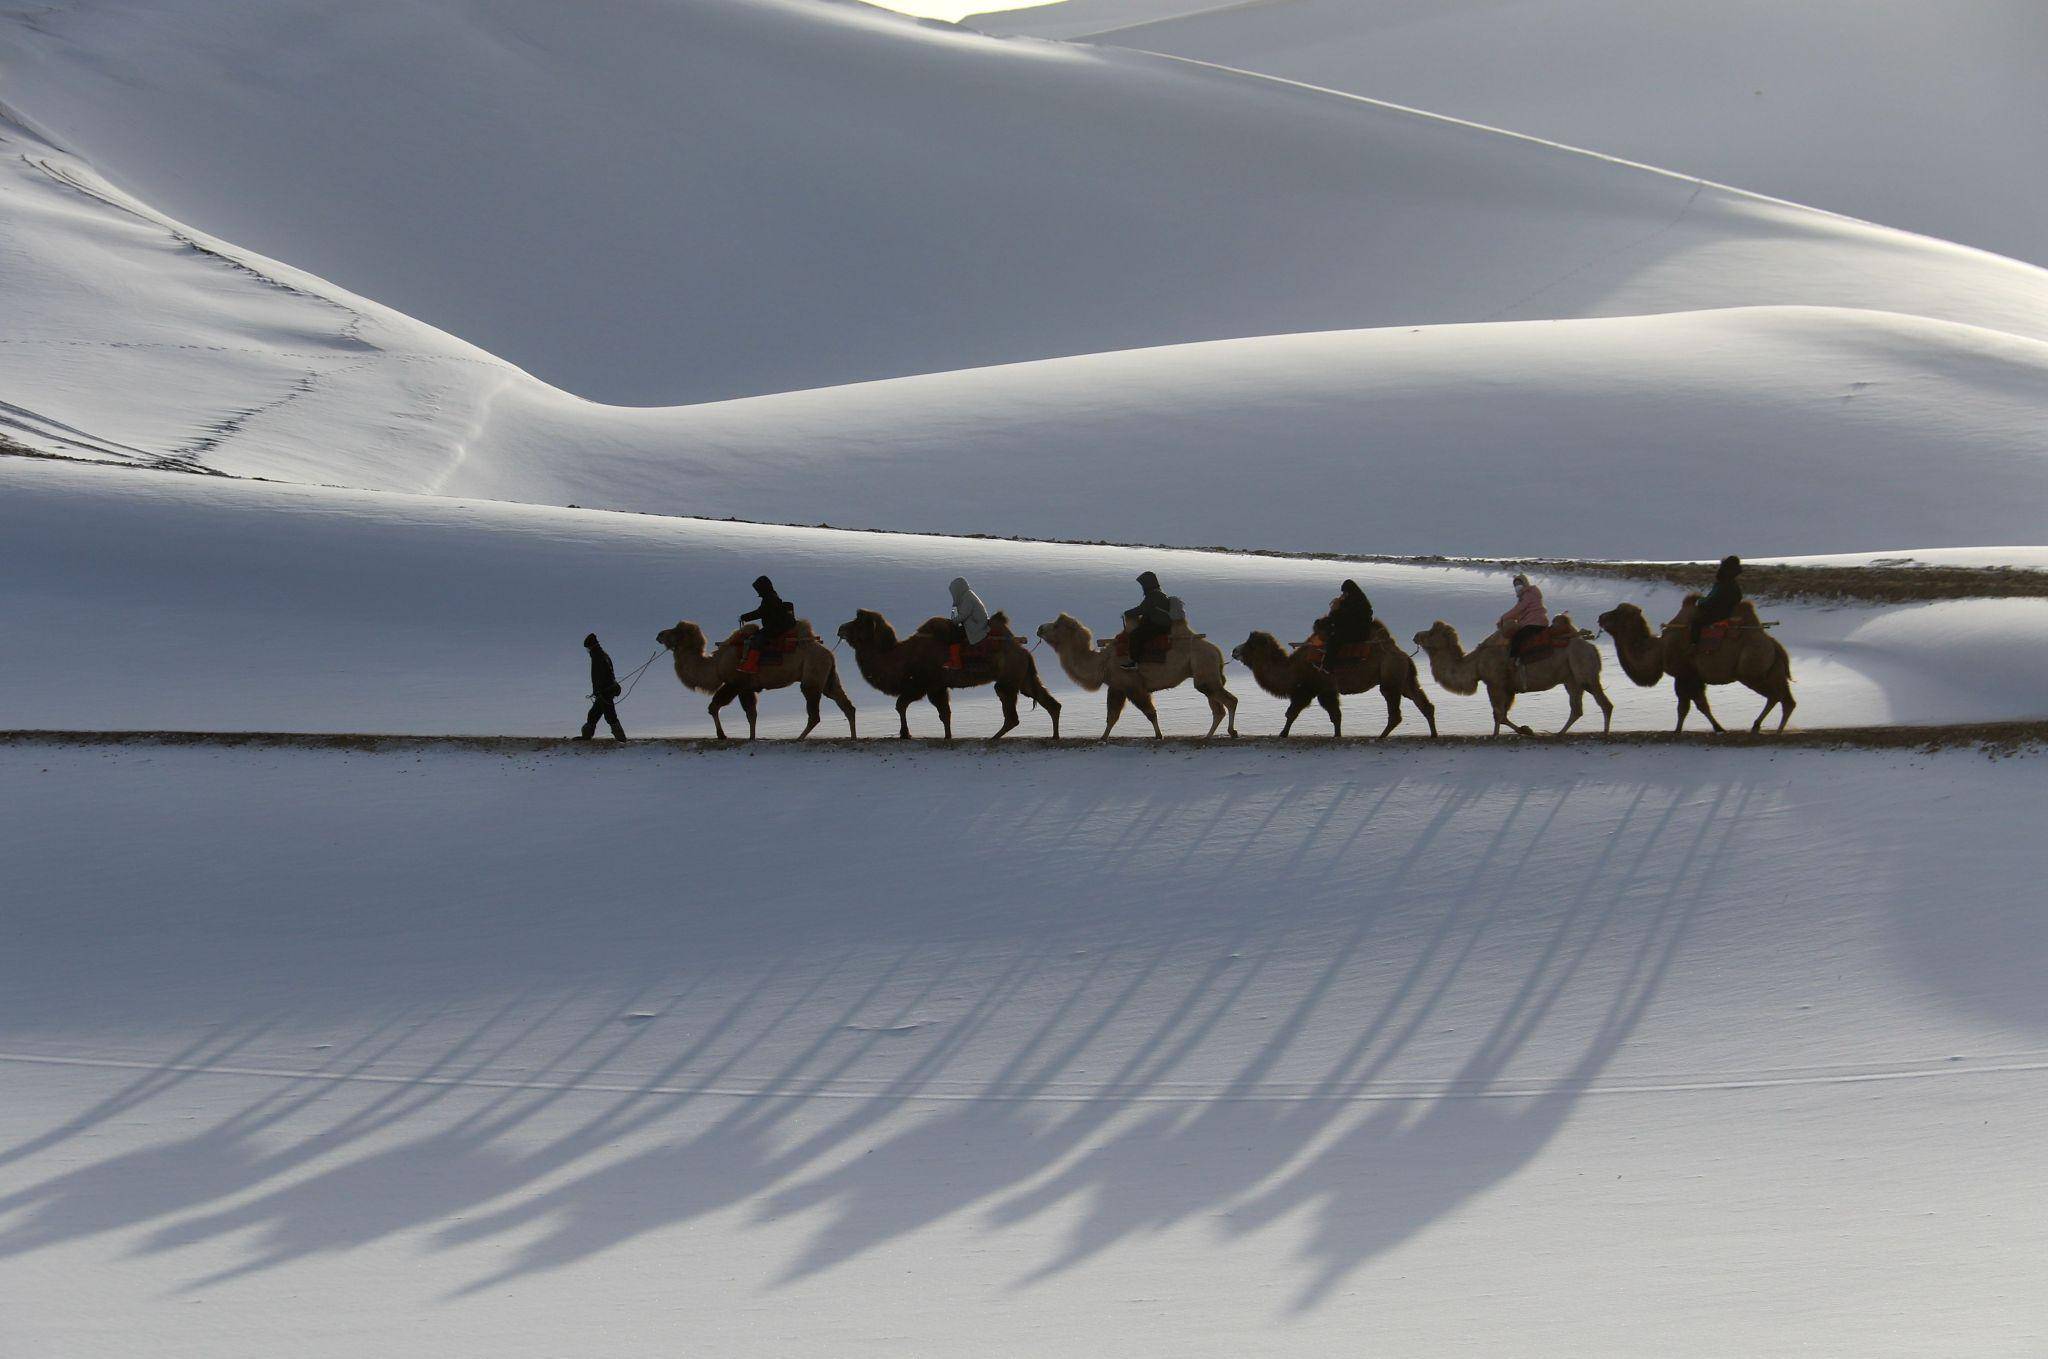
[{"left": 611, "top": 647, "right": 665, "bottom": 704}]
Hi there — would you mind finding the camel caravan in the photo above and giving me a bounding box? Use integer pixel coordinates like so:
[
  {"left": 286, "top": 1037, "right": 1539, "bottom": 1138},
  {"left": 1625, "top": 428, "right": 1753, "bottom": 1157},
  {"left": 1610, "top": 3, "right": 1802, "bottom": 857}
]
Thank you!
[{"left": 633, "top": 557, "right": 1792, "bottom": 742}]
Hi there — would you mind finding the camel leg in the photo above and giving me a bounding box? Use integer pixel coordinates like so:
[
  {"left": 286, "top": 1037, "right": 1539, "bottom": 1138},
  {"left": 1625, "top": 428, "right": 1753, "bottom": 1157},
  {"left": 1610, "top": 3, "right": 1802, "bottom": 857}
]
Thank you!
[
  {"left": 1409, "top": 676, "right": 1438, "bottom": 738},
  {"left": 1279, "top": 692, "right": 1312, "bottom": 738},
  {"left": 707, "top": 683, "right": 738, "bottom": 741},
  {"left": 1776, "top": 683, "right": 1795, "bottom": 732},
  {"left": 1491, "top": 685, "right": 1530, "bottom": 737},
  {"left": 1590, "top": 676, "right": 1614, "bottom": 734},
  {"left": 1318, "top": 691, "right": 1343, "bottom": 738},
  {"left": 1131, "top": 688, "right": 1166, "bottom": 740},
  {"left": 1691, "top": 683, "right": 1726, "bottom": 733},
  {"left": 798, "top": 684, "right": 823, "bottom": 739},
  {"left": 826, "top": 670, "right": 858, "bottom": 737},
  {"left": 1194, "top": 679, "right": 1238, "bottom": 738},
  {"left": 738, "top": 690, "right": 759, "bottom": 741},
  {"left": 1102, "top": 689, "right": 1127, "bottom": 740},
  {"left": 989, "top": 684, "right": 1022, "bottom": 742},
  {"left": 1557, "top": 682, "right": 1584, "bottom": 736},
  {"left": 895, "top": 693, "right": 917, "bottom": 740},
  {"left": 931, "top": 687, "right": 955, "bottom": 741},
  {"left": 1377, "top": 683, "right": 1401, "bottom": 739},
  {"left": 1028, "top": 678, "right": 1062, "bottom": 739}
]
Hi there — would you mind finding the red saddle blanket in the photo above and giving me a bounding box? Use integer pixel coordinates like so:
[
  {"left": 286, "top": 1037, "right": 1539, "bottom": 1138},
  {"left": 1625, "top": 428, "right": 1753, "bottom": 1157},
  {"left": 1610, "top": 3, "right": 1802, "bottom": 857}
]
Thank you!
[
  {"left": 729, "top": 626, "right": 803, "bottom": 673},
  {"left": 1514, "top": 618, "right": 1579, "bottom": 664},
  {"left": 1307, "top": 634, "right": 1380, "bottom": 664},
  {"left": 945, "top": 623, "right": 1013, "bottom": 670},
  {"left": 1697, "top": 618, "right": 1744, "bottom": 648},
  {"left": 1113, "top": 630, "right": 1175, "bottom": 661}
]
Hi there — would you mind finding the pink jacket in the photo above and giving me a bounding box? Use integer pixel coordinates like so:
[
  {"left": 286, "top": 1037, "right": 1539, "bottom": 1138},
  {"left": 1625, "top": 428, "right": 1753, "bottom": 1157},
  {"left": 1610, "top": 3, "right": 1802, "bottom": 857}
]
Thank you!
[{"left": 1498, "top": 583, "right": 1548, "bottom": 633}]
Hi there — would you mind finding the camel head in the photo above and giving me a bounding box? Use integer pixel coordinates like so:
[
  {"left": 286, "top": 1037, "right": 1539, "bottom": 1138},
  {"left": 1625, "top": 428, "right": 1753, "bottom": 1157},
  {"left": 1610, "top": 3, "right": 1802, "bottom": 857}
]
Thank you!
[
  {"left": 1412, "top": 620, "right": 1459, "bottom": 654},
  {"left": 656, "top": 620, "right": 706, "bottom": 655},
  {"left": 836, "top": 609, "right": 895, "bottom": 651},
  {"left": 1036, "top": 613, "right": 1090, "bottom": 649},
  {"left": 1231, "top": 631, "right": 1286, "bottom": 667},
  {"left": 1596, "top": 603, "right": 1647, "bottom": 639}
]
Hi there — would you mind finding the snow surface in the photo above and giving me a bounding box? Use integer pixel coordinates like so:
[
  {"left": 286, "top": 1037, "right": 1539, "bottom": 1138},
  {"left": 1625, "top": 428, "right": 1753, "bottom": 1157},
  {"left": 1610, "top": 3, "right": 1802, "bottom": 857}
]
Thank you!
[
  {"left": 968, "top": 0, "right": 2048, "bottom": 268},
  {"left": 5, "top": 121, "right": 2046, "bottom": 558},
  {"left": 4, "top": 739, "right": 2045, "bottom": 1354},
  {"left": 7, "top": 0, "right": 2048, "bottom": 411},
  {"left": 6, "top": 459, "right": 2045, "bottom": 739},
  {"left": 3, "top": 0, "right": 2046, "bottom": 1351}
]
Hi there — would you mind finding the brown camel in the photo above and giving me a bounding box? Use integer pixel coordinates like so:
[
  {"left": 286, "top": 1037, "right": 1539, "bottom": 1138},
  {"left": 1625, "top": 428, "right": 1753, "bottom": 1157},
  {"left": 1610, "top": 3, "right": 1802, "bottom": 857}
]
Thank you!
[
  {"left": 1035, "top": 613, "right": 1238, "bottom": 739},
  {"left": 1412, "top": 619, "right": 1612, "bottom": 736},
  {"left": 654, "top": 620, "right": 856, "bottom": 740},
  {"left": 1597, "top": 599, "right": 1795, "bottom": 733},
  {"left": 835, "top": 609, "right": 1061, "bottom": 740},
  {"left": 1231, "top": 624, "right": 1437, "bottom": 738}
]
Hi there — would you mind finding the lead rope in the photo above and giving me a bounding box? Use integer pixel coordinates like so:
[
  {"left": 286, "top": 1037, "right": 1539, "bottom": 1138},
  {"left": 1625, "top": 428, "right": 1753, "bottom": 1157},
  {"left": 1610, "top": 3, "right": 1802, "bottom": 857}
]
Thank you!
[{"left": 611, "top": 647, "right": 666, "bottom": 704}]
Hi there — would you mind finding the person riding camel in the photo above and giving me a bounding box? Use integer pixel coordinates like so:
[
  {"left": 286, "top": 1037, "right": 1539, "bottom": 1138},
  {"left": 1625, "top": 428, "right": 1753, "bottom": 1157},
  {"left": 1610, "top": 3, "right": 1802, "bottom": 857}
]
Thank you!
[
  {"left": 1122, "top": 570, "right": 1175, "bottom": 670},
  {"left": 1498, "top": 573, "right": 1549, "bottom": 666},
  {"left": 1311, "top": 579, "right": 1376, "bottom": 672},
  {"left": 1690, "top": 555, "right": 1745, "bottom": 644},
  {"left": 946, "top": 576, "right": 992, "bottom": 670},
  {"left": 738, "top": 575, "right": 797, "bottom": 673}
]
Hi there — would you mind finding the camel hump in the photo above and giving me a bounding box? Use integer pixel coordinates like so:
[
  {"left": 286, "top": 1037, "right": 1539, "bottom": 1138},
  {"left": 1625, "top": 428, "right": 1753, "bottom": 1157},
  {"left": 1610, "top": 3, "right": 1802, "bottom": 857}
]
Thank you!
[
  {"left": 1733, "top": 600, "right": 1761, "bottom": 627},
  {"left": 987, "top": 609, "right": 1010, "bottom": 630},
  {"left": 914, "top": 616, "right": 954, "bottom": 638}
]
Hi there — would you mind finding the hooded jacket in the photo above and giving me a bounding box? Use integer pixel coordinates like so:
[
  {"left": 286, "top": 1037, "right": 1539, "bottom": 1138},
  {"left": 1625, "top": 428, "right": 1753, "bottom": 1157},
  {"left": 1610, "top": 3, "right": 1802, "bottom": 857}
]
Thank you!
[
  {"left": 1317, "top": 580, "right": 1375, "bottom": 646},
  {"left": 949, "top": 577, "right": 992, "bottom": 645},
  {"left": 1498, "top": 581, "right": 1548, "bottom": 633},
  {"left": 740, "top": 575, "right": 797, "bottom": 636}
]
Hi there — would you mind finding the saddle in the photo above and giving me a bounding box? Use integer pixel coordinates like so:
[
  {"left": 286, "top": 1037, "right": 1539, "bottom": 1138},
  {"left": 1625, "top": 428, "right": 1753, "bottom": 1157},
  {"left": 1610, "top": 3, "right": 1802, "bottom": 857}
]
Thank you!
[
  {"left": 944, "top": 615, "right": 1014, "bottom": 671},
  {"left": 1113, "top": 629, "right": 1177, "bottom": 662},
  {"left": 728, "top": 621, "right": 812, "bottom": 674},
  {"left": 1513, "top": 616, "right": 1582, "bottom": 665},
  {"left": 1302, "top": 632, "right": 1380, "bottom": 667}
]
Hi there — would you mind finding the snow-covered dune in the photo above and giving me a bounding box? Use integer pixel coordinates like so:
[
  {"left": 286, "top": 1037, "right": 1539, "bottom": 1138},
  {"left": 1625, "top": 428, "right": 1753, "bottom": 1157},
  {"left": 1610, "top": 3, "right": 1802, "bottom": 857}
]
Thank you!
[
  {"left": 6, "top": 129, "right": 2047, "bottom": 559},
  {"left": 4, "top": 459, "right": 2043, "bottom": 738},
  {"left": 970, "top": 0, "right": 2048, "bottom": 268},
  {"left": 6, "top": 0, "right": 2048, "bottom": 411}
]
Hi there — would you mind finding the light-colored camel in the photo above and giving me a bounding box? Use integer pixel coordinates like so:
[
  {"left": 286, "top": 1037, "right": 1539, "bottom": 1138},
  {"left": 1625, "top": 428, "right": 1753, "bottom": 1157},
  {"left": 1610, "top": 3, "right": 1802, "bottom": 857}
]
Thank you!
[
  {"left": 1597, "top": 600, "right": 1795, "bottom": 733},
  {"left": 836, "top": 609, "right": 1061, "bottom": 740},
  {"left": 654, "top": 620, "right": 856, "bottom": 740},
  {"left": 1412, "top": 619, "right": 1612, "bottom": 736},
  {"left": 1231, "top": 623, "right": 1437, "bottom": 738},
  {"left": 1035, "top": 613, "right": 1239, "bottom": 739}
]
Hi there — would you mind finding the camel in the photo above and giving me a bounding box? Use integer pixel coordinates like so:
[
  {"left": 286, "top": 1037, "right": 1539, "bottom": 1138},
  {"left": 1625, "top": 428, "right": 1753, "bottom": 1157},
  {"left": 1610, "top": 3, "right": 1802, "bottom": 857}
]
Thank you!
[
  {"left": 653, "top": 620, "right": 856, "bottom": 740},
  {"left": 1597, "top": 599, "right": 1795, "bottom": 733},
  {"left": 1231, "top": 623, "right": 1437, "bottom": 738},
  {"left": 1412, "top": 619, "right": 1612, "bottom": 737},
  {"left": 1035, "top": 613, "right": 1239, "bottom": 739},
  {"left": 836, "top": 609, "right": 1061, "bottom": 740}
]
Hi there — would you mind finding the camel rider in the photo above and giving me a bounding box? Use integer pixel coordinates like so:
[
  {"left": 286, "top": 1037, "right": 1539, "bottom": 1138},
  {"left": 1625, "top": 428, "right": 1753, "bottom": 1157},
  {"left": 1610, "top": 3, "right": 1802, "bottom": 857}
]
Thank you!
[
  {"left": 577, "top": 632, "right": 626, "bottom": 741},
  {"left": 1313, "top": 579, "right": 1376, "bottom": 669},
  {"left": 1122, "top": 570, "right": 1175, "bottom": 669},
  {"left": 946, "top": 576, "right": 992, "bottom": 669},
  {"left": 1690, "top": 555, "right": 1745, "bottom": 643},
  {"left": 738, "top": 575, "right": 797, "bottom": 671},
  {"left": 1498, "top": 574, "right": 1549, "bottom": 661}
]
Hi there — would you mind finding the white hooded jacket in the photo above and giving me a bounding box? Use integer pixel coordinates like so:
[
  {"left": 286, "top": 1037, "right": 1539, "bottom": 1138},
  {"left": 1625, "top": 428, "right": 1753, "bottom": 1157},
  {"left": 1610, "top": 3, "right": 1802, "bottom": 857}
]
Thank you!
[{"left": 949, "top": 577, "right": 992, "bottom": 645}]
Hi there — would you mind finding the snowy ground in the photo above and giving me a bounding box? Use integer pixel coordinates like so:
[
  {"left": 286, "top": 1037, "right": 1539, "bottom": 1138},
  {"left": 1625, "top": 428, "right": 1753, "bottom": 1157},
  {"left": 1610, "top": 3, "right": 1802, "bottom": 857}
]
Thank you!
[
  {"left": 4, "top": 0, "right": 2046, "bottom": 1351},
  {"left": 4, "top": 739, "right": 2045, "bottom": 1355}
]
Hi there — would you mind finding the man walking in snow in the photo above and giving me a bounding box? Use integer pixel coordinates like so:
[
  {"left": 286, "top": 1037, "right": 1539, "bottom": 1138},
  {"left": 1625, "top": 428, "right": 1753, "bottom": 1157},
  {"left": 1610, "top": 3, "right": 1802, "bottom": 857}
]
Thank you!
[{"left": 578, "top": 632, "right": 627, "bottom": 741}]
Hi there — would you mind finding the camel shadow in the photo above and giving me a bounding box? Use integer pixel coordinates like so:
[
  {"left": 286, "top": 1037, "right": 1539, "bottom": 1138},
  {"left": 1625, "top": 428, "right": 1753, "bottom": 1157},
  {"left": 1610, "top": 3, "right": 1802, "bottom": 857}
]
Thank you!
[{"left": 1, "top": 758, "right": 1764, "bottom": 1313}]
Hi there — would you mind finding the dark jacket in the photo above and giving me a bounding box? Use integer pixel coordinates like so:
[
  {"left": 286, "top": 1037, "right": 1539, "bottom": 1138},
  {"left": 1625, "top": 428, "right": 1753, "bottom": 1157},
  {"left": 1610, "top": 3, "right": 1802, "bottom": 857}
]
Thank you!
[
  {"left": 741, "top": 576, "right": 797, "bottom": 636},
  {"left": 1132, "top": 572, "right": 1173, "bottom": 630},
  {"left": 588, "top": 643, "right": 620, "bottom": 698},
  {"left": 1696, "top": 568, "right": 1744, "bottom": 628},
  {"left": 1317, "top": 580, "right": 1375, "bottom": 647}
]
